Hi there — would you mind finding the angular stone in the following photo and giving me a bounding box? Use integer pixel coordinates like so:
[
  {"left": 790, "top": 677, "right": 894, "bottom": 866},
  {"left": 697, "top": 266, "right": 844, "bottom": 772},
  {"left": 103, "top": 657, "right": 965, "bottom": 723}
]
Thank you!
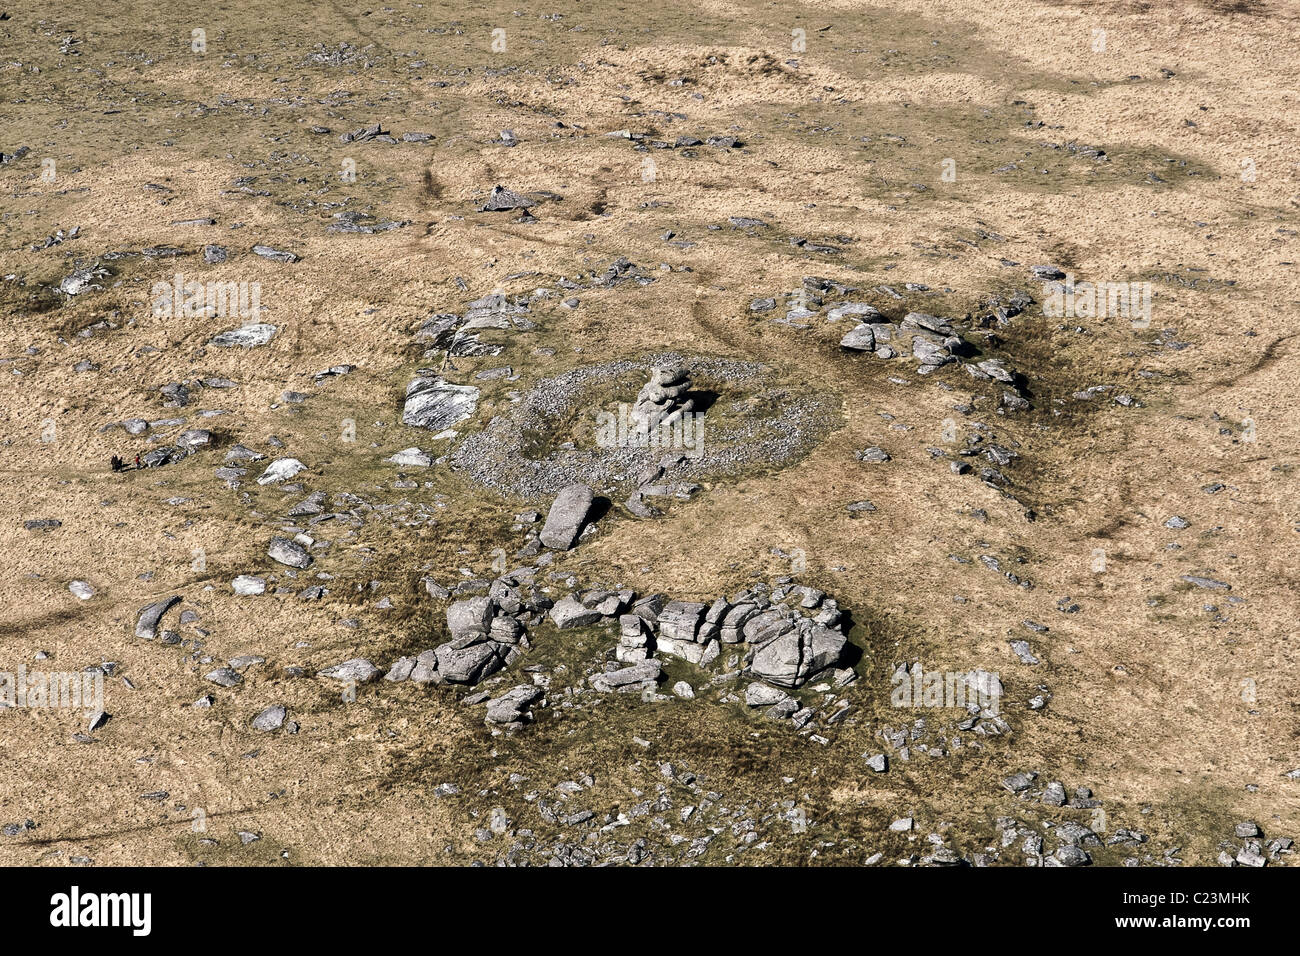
[
  {"left": 480, "top": 185, "right": 535, "bottom": 212},
  {"left": 135, "top": 596, "right": 181, "bottom": 639},
  {"left": 205, "top": 667, "right": 242, "bottom": 687},
  {"left": 317, "top": 658, "right": 381, "bottom": 684},
  {"left": 744, "top": 682, "right": 790, "bottom": 707},
  {"left": 550, "top": 595, "right": 602, "bottom": 629},
  {"left": 268, "top": 537, "right": 311, "bottom": 569},
  {"left": 591, "top": 660, "right": 661, "bottom": 692},
  {"left": 232, "top": 575, "right": 266, "bottom": 595},
  {"left": 434, "top": 642, "right": 503, "bottom": 684},
  {"left": 447, "top": 597, "right": 495, "bottom": 642},
  {"left": 257, "top": 457, "right": 306, "bottom": 485},
  {"left": 828, "top": 303, "right": 881, "bottom": 323},
  {"left": 402, "top": 649, "right": 438, "bottom": 684},
  {"left": 402, "top": 377, "right": 480, "bottom": 431},
  {"left": 539, "top": 483, "right": 595, "bottom": 550},
  {"left": 251, "top": 705, "right": 286, "bottom": 731},
  {"left": 485, "top": 684, "right": 544, "bottom": 726},
  {"left": 659, "top": 601, "right": 707, "bottom": 643},
  {"left": 386, "top": 447, "right": 432, "bottom": 467},
  {"left": 385, "top": 656, "right": 417, "bottom": 682},
  {"left": 839, "top": 323, "right": 876, "bottom": 351}
]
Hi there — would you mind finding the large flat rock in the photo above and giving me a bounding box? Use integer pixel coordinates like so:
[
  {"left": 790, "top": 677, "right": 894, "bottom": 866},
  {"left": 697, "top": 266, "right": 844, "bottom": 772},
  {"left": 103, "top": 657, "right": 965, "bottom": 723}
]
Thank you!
[{"left": 402, "top": 377, "right": 480, "bottom": 431}]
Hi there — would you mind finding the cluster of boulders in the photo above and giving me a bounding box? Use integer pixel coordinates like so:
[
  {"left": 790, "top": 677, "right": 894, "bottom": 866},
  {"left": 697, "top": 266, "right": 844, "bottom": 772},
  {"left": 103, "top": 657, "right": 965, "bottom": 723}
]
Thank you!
[
  {"left": 412, "top": 259, "right": 658, "bottom": 363},
  {"left": 1218, "top": 822, "right": 1293, "bottom": 867},
  {"left": 839, "top": 310, "right": 1025, "bottom": 398},
  {"left": 570, "top": 582, "right": 851, "bottom": 692},
  {"left": 751, "top": 275, "right": 1037, "bottom": 413},
  {"left": 386, "top": 570, "right": 551, "bottom": 687},
  {"left": 382, "top": 572, "right": 853, "bottom": 717}
]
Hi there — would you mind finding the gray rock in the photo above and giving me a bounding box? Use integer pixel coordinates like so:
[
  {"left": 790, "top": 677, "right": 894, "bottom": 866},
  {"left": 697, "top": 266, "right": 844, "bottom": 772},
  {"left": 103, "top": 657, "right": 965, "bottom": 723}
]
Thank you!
[
  {"left": 209, "top": 323, "right": 277, "bottom": 347},
  {"left": 257, "top": 457, "right": 306, "bottom": 485},
  {"left": 591, "top": 660, "right": 661, "bottom": 692},
  {"left": 629, "top": 365, "right": 694, "bottom": 433},
  {"left": 1042, "top": 781, "right": 1067, "bottom": 806},
  {"left": 1236, "top": 843, "right": 1267, "bottom": 867},
  {"left": 402, "top": 377, "right": 480, "bottom": 431},
  {"left": 447, "top": 597, "right": 495, "bottom": 642},
  {"left": 828, "top": 303, "right": 881, "bottom": 323},
  {"left": 1009, "top": 640, "right": 1039, "bottom": 664},
  {"left": 409, "top": 649, "right": 440, "bottom": 683},
  {"left": 251, "top": 705, "right": 286, "bottom": 731},
  {"left": 485, "top": 685, "right": 544, "bottom": 726},
  {"left": 385, "top": 656, "right": 417, "bottom": 682},
  {"left": 839, "top": 323, "right": 876, "bottom": 351},
  {"left": 744, "top": 682, "right": 790, "bottom": 707},
  {"left": 386, "top": 446, "right": 432, "bottom": 467},
  {"left": 231, "top": 575, "right": 266, "bottom": 595},
  {"left": 1053, "top": 845, "right": 1091, "bottom": 866},
  {"left": 317, "top": 659, "right": 381, "bottom": 683},
  {"left": 1002, "top": 771, "right": 1037, "bottom": 793},
  {"left": 251, "top": 244, "right": 299, "bottom": 263},
  {"left": 749, "top": 624, "right": 846, "bottom": 689},
  {"left": 658, "top": 601, "right": 706, "bottom": 643},
  {"left": 205, "top": 667, "right": 242, "bottom": 687},
  {"left": 135, "top": 596, "right": 180, "bottom": 639},
  {"left": 549, "top": 595, "right": 602, "bottom": 629},
  {"left": 865, "top": 753, "right": 888, "bottom": 773},
  {"left": 480, "top": 185, "right": 535, "bottom": 211},
  {"left": 287, "top": 492, "right": 326, "bottom": 516},
  {"left": 68, "top": 580, "right": 95, "bottom": 600},
  {"left": 434, "top": 642, "right": 504, "bottom": 684},
  {"left": 268, "top": 537, "right": 311, "bottom": 569},
  {"left": 1180, "top": 575, "right": 1231, "bottom": 591},
  {"left": 540, "top": 483, "right": 596, "bottom": 550}
]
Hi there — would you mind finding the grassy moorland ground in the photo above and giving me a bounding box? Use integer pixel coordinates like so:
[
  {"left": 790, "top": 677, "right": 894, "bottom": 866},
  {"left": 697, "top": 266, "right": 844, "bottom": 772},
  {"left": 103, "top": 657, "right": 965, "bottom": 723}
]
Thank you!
[{"left": 0, "top": 0, "right": 1296, "bottom": 866}]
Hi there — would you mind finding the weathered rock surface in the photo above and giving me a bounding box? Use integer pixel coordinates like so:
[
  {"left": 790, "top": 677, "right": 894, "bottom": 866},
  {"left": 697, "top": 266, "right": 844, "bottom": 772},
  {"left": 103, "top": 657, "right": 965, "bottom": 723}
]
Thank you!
[
  {"left": 317, "top": 659, "right": 381, "bottom": 683},
  {"left": 485, "top": 685, "right": 544, "bottom": 728},
  {"left": 135, "top": 596, "right": 181, "bottom": 638},
  {"left": 539, "top": 483, "right": 596, "bottom": 550},
  {"left": 402, "top": 377, "right": 480, "bottom": 431},
  {"left": 268, "top": 537, "right": 312, "bottom": 568},
  {"left": 209, "top": 323, "right": 277, "bottom": 347}
]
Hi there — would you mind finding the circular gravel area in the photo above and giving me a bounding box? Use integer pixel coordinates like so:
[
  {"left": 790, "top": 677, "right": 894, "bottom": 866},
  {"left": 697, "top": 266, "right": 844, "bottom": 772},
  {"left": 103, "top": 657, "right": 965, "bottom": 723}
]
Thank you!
[{"left": 448, "top": 352, "right": 841, "bottom": 498}]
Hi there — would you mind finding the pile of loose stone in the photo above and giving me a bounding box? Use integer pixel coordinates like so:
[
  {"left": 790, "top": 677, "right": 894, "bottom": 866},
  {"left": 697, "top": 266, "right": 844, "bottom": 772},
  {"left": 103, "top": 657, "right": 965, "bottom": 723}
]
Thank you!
[
  {"left": 838, "top": 309, "right": 1031, "bottom": 411},
  {"left": 629, "top": 364, "right": 693, "bottom": 432},
  {"left": 1218, "top": 821, "right": 1294, "bottom": 868},
  {"left": 447, "top": 353, "right": 838, "bottom": 499},
  {"left": 752, "top": 275, "right": 1035, "bottom": 412}
]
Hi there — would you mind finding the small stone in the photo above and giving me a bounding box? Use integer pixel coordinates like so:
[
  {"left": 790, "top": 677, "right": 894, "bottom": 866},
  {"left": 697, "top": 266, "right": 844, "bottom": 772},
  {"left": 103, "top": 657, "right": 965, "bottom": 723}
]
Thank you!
[{"left": 251, "top": 705, "right": 286, "bottom": 731}]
